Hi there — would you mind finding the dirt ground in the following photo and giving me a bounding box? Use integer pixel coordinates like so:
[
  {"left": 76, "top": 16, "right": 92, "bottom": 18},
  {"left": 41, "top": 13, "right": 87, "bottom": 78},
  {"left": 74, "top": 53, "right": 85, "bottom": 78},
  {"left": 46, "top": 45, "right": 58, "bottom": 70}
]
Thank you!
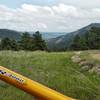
[{"left": 91, "top": 54, "right": 100, "bottom": 60}]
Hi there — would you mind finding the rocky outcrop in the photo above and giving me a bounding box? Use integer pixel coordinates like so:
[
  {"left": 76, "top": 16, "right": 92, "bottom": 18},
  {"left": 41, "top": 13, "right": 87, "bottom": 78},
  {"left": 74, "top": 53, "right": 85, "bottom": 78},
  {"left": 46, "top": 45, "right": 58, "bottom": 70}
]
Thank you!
[{"left": 71, "top": 52, "right": 100, "bottom": 75}]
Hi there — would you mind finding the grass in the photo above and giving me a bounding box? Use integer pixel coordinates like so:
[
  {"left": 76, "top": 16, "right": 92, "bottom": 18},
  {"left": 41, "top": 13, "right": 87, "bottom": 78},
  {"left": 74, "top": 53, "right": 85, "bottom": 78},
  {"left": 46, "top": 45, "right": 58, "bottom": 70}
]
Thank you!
[{"left": 0, "top": 51, "right": 100, "bottom": 100}]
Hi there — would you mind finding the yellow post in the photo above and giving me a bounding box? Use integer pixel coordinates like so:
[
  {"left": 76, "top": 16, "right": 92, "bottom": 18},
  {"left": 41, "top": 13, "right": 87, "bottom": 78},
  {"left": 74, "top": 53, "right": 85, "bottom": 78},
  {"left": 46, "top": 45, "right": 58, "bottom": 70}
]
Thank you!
[{"left": 0, "top": 66, "right": 75, "bottom": 100}]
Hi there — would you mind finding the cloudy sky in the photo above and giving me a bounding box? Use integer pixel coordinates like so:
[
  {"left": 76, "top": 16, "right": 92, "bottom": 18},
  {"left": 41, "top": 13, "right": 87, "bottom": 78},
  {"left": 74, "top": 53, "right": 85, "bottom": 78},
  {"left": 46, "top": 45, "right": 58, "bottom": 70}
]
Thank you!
[{"left": 0, "top": 0, "right": 100, "bottom": 32}]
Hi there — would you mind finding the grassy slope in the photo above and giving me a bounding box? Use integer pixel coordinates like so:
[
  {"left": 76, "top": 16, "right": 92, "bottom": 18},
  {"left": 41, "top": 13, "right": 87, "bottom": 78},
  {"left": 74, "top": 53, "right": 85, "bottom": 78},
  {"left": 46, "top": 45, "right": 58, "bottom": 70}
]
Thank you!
[{"left": 0, "top": 51, "right": 100, "bottom": 100}]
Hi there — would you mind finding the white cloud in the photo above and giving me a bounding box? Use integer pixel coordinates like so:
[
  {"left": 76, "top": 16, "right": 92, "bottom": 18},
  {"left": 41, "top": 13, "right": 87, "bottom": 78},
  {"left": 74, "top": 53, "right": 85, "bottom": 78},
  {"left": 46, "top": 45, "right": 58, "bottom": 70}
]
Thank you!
[
  {"left": 57, "top": 0, "right": 100, "bottom": 8},
  {"left": 52, "top": 4, "right": 78, "bottom": 17},
  {"left": 22, "top": 4, "right": 38, "bottom": 12},
  {"left": 0, "top": 3, "right": 100, "bottom": 32}
]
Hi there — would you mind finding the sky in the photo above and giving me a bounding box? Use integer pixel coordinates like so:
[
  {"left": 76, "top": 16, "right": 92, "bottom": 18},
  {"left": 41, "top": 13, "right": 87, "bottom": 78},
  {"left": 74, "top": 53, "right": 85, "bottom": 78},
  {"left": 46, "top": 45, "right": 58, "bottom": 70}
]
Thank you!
[{"left": 0, "top": 0, "right": 100, "bottom": 32}]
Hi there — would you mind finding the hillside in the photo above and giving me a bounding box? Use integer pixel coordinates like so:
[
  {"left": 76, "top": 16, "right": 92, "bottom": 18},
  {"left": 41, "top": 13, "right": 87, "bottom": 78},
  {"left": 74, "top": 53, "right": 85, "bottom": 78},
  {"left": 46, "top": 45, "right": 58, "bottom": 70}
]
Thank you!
[
  {"left": 47, "top": 23, "right": 100, "bottom": 51},
  {"left": 41, "top": 32, "right": 66, "bottom": 39},
  {"left": 0, "top": 23, "right": 100, "bottom": 51},
  {"left": 0, "top": 29, "right": 66, "bottom": 41},
  {"left": 0, "top": 29, "right": 21, "bottom": 40},
  {"left": 0, "top": 51, "right": 100, "bottom": 100}
]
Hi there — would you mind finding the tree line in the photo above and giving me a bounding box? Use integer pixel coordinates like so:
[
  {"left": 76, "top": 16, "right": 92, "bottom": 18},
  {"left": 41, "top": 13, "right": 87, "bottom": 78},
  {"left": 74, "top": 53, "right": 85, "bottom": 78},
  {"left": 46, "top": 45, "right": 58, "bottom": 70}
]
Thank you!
[
  {"left": 0, "top": 27, "right": 100, "bottom": 51},
  {"left": 0, "top": 31, "right": 47, "bottom": 51}
]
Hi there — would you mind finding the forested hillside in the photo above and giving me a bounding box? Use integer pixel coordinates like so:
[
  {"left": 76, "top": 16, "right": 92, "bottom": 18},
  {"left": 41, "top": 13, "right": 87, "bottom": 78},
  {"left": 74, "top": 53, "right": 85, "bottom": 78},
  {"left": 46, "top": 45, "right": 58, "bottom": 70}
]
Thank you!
[{"left": 47, "top": 23, "right": 100, "bottom": 51}]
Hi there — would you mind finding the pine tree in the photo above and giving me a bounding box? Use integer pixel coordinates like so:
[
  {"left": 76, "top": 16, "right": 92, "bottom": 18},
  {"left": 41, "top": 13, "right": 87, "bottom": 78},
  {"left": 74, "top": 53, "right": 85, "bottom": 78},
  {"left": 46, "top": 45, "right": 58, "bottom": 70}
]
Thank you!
[
  {"left": 0, "top": 37, "right": 12, "bottom": 50},
  {"left": 70, "top": 27, "right": 100, "bottom": 50},
  {"left": 10, "top": 40, "right": 19, "bottom": 51},
  {"left": 33, "top": 31, "right": 47, "bottom": 51},
  {"left": 19, "top": 32, "right": 34, "bottom": 50}
]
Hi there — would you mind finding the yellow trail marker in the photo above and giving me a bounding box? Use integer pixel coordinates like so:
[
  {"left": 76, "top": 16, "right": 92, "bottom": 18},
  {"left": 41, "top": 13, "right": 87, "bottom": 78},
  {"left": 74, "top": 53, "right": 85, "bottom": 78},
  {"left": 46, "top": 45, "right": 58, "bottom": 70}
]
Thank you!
[{"left": 0, "top": 66, "right": 75, "bottom": 100}]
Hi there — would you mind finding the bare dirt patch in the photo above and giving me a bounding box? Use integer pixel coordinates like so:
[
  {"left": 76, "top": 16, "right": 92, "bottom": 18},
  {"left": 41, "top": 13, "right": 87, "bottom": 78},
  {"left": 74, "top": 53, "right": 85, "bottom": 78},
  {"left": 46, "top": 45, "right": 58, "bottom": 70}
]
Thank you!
[{"left": 91, "top": 54, "right": 100, "bottom": 61}]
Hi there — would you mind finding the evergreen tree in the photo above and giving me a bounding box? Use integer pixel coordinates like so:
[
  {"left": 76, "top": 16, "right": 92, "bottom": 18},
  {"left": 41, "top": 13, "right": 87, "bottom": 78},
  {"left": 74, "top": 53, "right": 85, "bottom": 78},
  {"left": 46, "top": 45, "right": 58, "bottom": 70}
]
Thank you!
[
  {"left": 0, "top": 38, "right": 19, "bottom": 51},
  {"left": 10, "top": 40, "right": 19, "bottom": 51},
  {"left": 19, "top": 32, "right": 34, "bottom": 50},
  {"left": 85, "top": 27, "right": 100, "bottom": 49},
  {"left": 0, "top": 31, "right": 47, "bottom": 51},
  {"left": 33, "top": 31, "right": 47, "bottom": 51},
  {"left": 71, "top": 34, "right": 88, "bottom": 50},
  {"left": 70, "top": 27, "right": 100, "bottom": 50},
  {"left": 0, "top": 37, "right": 12, "bottom": 50}
]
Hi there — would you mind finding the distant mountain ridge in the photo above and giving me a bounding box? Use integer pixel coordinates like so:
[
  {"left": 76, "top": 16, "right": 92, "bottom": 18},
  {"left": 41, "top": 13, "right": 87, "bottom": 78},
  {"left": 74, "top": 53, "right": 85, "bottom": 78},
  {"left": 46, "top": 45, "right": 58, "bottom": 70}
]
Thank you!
[
  {"left": 0, "top": 23, "right": 100, "bottom": 51},
  {"left": 0, "top": 29, "right": 66, "bottom": 40},
  {"left": 0, "top": 29, "right": 21, "bottom": 40},
  {"left": 47, "top": 23, "right": 100, "bottom": 51},
  {"left": 29, "top": 32, "right": 67, "bottom": 39}
]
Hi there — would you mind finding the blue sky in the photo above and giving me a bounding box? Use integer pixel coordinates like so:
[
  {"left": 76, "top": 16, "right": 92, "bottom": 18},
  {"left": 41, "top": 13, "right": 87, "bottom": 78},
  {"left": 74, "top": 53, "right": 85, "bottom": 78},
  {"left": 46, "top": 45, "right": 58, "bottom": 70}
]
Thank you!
[
  {"left": 0, "top": 0, "right": 100, "bottom": 32},
  {"left": 0, "top": 0, "right": 56, "bottom": 8}
]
